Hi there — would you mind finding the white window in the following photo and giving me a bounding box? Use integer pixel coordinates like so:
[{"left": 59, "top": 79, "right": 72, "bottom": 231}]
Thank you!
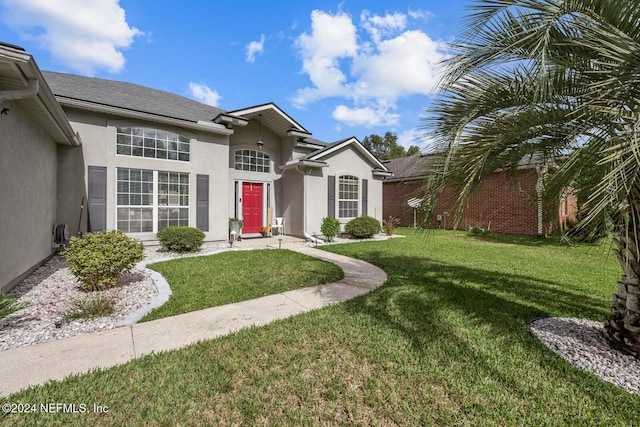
[
  {"left": 117, "top": 168, "right": 189, "bottom": 233},
  {"left": 338, "top": 175, "right": 359, "bottom": 218},
  {"left": 116, "top": 127, "right": 190, "bottom": 162},
  {"left": 234, "top": 149, "right": 270, "bottom": 172}
]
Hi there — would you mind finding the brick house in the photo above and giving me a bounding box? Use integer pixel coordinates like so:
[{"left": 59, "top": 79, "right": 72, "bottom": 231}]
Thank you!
[{"left": 383, "top": 154, "right": 576, "bottom": 236}]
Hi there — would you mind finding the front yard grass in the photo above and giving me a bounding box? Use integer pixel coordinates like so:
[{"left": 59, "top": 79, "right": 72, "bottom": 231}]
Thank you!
[
  {"left": 2, "top": 229, "right": 639, "bottom": 426},
  {"left": 141, "top": 249, "right": 344, "bottom": 321}
]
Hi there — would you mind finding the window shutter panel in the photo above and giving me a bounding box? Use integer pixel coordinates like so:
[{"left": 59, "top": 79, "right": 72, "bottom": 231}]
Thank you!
[
  {"left": 362, "top": 178, "right": 368, "bottom": 216},
  {"left": 87, "top": 166, "right": 107, "bottom": 231},
  {"left": 196, "top": 174, "right": 209, "bottom": 231},
  {"left": 328, "top": 175, "right": 336, "bottom": 218}
]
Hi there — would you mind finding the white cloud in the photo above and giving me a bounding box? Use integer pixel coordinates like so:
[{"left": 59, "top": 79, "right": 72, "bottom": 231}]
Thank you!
[
  {"left": 352, "top": 30, "right": 444, "bottom": 99},
  {"left": 0, "top": 0, "right": 141, "bottom": 75},
  {"left": 396, "top": 127, "right": 440, "bottom": 153},
  {"left": 408, "top": 9, "right": 434, "bottom": 21},
  {"left": 293, "top": 9, "right": 445, "bottom": 128},
  {"left": 188, "top": 82, "right": 222, "bottom": 107},
  {"left": 245, "top": 34, "right": 265, "bottom": 63},
  {"left": 361, "top": 10, "right": 406, "bottom": 45},
  {"left": 332, "top": 104, "right": 400, "bottom": 127},
  {"left": 292, "top": 10, "right": 358, "bottom": 106}
]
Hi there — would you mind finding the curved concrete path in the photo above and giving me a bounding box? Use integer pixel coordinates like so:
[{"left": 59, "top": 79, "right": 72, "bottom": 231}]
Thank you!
[{"left": 0, "top": 243, "right": 387, "bottom": 397}]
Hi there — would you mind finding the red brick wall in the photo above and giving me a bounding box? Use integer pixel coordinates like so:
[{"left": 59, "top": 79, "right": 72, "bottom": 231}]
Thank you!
[
  {"left": 384, "top": 169, "right": 559, "bottom": 235},
  {"left": 383, "top": 180, "right": 425, "bottom": 227}
]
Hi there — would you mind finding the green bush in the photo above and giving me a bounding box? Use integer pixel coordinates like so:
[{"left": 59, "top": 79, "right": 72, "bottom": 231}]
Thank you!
[
  {"left": 345, "top": 216, "right": 381, "bottom": 238},
  {"left": 320, "top": 217, "right": 341, "bottom": 242},
  {"left": 157, "top": 226, "right": 205, "bottom": 253},
  {"left": 63, "top": 230, "right": 144, "bottom": 291}
]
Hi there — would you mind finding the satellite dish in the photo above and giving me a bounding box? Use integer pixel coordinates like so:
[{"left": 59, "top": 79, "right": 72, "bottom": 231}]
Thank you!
[{"left": 407, "top": 197, "right": 422, "bottom": 208}]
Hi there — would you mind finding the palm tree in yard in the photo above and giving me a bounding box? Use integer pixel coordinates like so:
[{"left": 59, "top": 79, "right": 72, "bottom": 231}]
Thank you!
[{"left": 424, "top": 0, "right": 640, "bottom": 357}]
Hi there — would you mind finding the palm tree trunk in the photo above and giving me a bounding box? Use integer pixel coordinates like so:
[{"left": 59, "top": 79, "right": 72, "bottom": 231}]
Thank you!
[{"left": 604, "top": 232, "right": 640, "bottom": 358}]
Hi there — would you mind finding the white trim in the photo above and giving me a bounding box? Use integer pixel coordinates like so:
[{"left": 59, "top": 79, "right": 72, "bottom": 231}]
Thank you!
[{"left": 152, "top": 170, "right": 158, "bottom": 233}]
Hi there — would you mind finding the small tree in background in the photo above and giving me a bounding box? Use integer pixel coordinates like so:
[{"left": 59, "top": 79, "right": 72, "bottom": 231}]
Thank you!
[{"left": 362, "top": 132, "right": 421, "bottom": 160}]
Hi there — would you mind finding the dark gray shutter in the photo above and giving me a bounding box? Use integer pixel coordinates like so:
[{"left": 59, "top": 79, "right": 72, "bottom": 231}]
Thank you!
[
  {"left": 196, "top": 174, "right": 209, "bottom": 231},
  {"left": 362, "top": 178, "right": 368, "bottom": 216},
  {"left": 328, "top": 175, "right": 336, "bottom": 218},
  {"left": 87, "top": 166, "right": 107, "bottom": 231}
]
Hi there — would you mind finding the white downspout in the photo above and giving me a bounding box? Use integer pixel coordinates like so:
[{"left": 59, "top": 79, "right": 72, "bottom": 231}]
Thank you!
[{"left": 0, "top": 78, "right": 39, "bottom": 104}]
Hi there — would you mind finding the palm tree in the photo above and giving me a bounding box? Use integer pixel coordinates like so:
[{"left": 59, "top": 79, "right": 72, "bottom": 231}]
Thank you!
[{"left": 424, "top": 0, "right": 640, "bottom": 357}]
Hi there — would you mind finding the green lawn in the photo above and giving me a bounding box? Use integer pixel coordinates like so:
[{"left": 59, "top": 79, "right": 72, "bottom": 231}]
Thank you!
[
  {"left": 141, "top": 249, "right": 344, "bottom": 321},
  {"left": 2, "top": 230, "right": 639, "bottom": 426}
]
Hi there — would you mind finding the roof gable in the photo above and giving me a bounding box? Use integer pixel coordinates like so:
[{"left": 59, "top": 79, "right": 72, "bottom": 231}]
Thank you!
[
  {"left": 306, "top": 137, "right": 389, "bottom": 171},
  {"left": 226, "top": 102, "right": 310, "bottom": 137}
]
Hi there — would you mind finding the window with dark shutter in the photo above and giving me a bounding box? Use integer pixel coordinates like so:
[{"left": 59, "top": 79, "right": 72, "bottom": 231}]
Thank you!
[
  {"left": 362, "top": 179, "right": 368, "bottom": 216},
  {"left": 328, "top": 175, "right": 336, "bottom": 218},
  {"left": 87, "top": 166, "right": 107, "bottom": 231},
  {"left": 196, "top": 174, "right": 209, "bottom": 231}
]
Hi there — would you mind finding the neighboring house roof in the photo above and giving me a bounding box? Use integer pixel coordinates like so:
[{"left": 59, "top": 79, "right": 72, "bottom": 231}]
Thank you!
[
  {"left": 383, "top": 154, "right": 440, "bottom": 182},
  {"left": 42, "top": 71, "right": 232, "bottom": 135},
  {"left": 385, "top": 152, "right": 554, "bottom": 183},
  {"left": 0, "top": 43, "right": 80, "bottom": 145}
]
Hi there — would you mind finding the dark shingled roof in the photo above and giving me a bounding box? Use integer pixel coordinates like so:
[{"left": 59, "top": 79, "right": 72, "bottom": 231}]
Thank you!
[
  {"left": 383, "top": 154, "right": 440, "bottom": 182},
  {"left": 41, "top": 71, "right": 225, "bottom": 123},
  {"left": 385, "top": 152, "right": 551, "bottom": 183}
]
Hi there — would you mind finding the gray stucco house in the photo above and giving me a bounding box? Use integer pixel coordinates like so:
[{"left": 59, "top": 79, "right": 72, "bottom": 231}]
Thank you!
[{"left": 0, "top": 42, "right": 391, "bottom": 292}]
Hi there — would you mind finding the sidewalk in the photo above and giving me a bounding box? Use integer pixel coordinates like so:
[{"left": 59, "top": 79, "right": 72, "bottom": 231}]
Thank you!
[{"left": 0, "top": 243, "right": 387, "bottom": 397}]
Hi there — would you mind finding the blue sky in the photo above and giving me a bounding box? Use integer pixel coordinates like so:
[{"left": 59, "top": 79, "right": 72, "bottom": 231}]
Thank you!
[{"left": 0, "top": 0, "right": 471, "bottom": 150}]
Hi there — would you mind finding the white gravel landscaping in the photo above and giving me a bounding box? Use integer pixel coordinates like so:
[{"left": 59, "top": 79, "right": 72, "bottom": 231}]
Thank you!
[
  {"left": 0, "top": 256, "right": 156, "bottom": 351},
  {"left": 529, "top": 317, "right": 640, "bottom": 395}
]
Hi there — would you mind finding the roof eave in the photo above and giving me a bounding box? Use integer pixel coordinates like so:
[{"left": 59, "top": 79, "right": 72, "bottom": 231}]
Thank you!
[
  {"left": 280, "top": 159, "right": 328, "bottom": 170},
  {"left": 213, "top": 113, "right": 249, "bottom": 128},
  {"left": 0, "top": 44, "right": 81, "bottom": 146},
  {"left": 373, "top": 169, "right": 394, "bottom": 178},
  {"left": 57, "top": 97, "right": 234, "bottom": 135}
]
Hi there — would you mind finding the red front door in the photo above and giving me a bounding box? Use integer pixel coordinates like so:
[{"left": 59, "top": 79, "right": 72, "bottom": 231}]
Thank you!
[{"left": 242, "top": 182, "right": 263, "bottom": 233}]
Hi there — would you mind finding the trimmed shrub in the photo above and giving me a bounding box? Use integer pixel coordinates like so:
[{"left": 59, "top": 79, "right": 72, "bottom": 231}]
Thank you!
[
  {"left": 320, "top": 217, "right": 341, "bottom": 242},
  {"left": 157, "top": 226, "right": 205, "bottom": 253},
  {"left": 63, "top": 230, "right": 144, "bottom": 291},
  {"left": 345, "top": 216, "right": 381, "bottom": 239}
]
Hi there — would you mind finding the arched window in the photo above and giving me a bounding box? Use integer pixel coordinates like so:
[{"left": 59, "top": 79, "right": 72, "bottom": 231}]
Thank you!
[
  {"left": 338, "top": 175, "right": 359, "bottom": 218},
  {"left": 234, "top": 149, "right": 270, "bottom": 173},
  {"left": 116, "top": 127, "right": 190, "bottom": 161}
]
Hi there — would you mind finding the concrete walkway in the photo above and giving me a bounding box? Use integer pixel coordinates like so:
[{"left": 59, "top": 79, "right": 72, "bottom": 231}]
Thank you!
[{"left": 0, "top": 243, "right": 387, "bottom": 397}]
